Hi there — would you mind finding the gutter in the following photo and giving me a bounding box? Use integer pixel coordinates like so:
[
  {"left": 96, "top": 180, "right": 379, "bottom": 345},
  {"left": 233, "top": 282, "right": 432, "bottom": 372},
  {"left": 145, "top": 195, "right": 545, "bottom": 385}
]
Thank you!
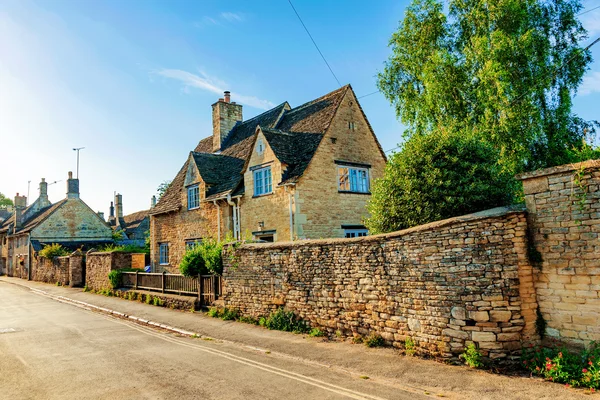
[{"left": 283, "top": 184, "right": 296, "bottom": 241}]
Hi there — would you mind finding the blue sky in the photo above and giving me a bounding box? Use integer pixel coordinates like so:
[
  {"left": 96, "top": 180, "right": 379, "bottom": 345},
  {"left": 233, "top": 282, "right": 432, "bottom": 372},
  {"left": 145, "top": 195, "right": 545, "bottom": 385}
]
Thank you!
[{"left": 1, "top": 0, "right": 599, "bottom": 216}]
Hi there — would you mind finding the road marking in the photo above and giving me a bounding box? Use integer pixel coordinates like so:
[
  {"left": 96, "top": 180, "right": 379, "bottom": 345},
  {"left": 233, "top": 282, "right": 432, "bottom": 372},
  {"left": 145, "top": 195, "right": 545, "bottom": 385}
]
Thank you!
[
  {"left": 0, "top": 328, "right": 17, "bottom": 334},
  {"left": 101, "top": 314, "right": 396, "bottom": 400}
]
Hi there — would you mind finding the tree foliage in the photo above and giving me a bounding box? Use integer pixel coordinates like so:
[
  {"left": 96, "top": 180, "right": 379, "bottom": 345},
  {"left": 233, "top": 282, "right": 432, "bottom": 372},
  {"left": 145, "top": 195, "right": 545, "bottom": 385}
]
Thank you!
[
  {"left": 365, "top": 132, "right": 516, "bottom": 233},
  {"left": 39, "top": 243, "right": 69, "bottom": 259},
  {"left": 0, "top": 192, "right": 13, "bottom": 208},
  {"left": 156, "top": 180, "right": 172, "bottom": 200},
  {"left": 179, "top": 238, "right": 225, "bottom": 277},
  {"left": 378, "top": 0, "right": 598, "bottom": 173}
]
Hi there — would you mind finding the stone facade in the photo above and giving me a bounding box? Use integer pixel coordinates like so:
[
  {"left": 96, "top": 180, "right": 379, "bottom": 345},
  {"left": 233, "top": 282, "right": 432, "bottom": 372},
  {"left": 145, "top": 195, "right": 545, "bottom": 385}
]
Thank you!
[
  {"left": 518, "top": 159, "right": 600, "bottom": 347},
  {"left": 223, "top": 207, "right": 537, "bottom": 362}
]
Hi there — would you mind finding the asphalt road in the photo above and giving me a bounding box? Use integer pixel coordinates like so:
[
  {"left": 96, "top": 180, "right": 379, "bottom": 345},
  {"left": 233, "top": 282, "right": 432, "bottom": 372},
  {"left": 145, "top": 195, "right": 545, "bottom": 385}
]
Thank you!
[{"left": 0, "top": 283, "right": 419, "bottom": 400}]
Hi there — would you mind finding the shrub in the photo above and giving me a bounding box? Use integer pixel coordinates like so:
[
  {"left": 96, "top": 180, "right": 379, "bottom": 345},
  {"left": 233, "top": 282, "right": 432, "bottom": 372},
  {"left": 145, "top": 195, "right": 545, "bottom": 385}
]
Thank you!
[
  {"left": 108, "top": 270, "right": 123, "bottom": 289},
  {"left": 264, "top": 308, "right": 309, "bottom": 333},
  {"left": 145, "top": 294, "right": 152, "bottom": 304},
  {"left": 152, "top": 297, "right": 163, "bottom": 307},
  {"left": 460, "top": 343, "right": 483, "bottom": 368},
  {"left": 309, "top": 328, "right": 325, "bottom": 337},
  {"left": 39, "top": 243, "right": 69, "bottom": 260},
  {"left": 366, "top": 132, "right": 516, "bottom": 234},
  {"left": 207, "top": 307, "right": 221, "bottom": 318},
  {"left": 363, "top": 333, "right": 385, "bottom": 348},
  {"left": 221, "top": 308, "right": 238, "bottom": 321},
  {"left": 522, "top": 342, "right": 600, "bottom": 388},
  {"left": 179, "top": 246, "right": 208, "bottom": 277},
  {"left": 238, "top": 316, "right": 259, "bottom": 325}
]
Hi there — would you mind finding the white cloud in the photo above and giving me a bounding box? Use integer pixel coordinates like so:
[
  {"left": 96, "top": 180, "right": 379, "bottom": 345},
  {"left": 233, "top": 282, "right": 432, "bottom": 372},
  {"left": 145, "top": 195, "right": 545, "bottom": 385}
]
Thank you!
[
  {"left": 155, "top": 68, "right": 275, "bottom": 110},
  {"left": 221, "top": 12, "right": 244, "bottom": 22},
  {"left": 580, "top": 71, "right": 600, "bottom": 96},
  {"left": 194, "top": 16, "right": 220, "bottom": 28}
]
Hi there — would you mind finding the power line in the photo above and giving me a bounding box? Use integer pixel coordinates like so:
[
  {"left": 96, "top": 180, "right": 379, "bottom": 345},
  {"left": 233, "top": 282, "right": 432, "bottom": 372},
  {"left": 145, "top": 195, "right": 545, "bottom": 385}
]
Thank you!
[
  {"left": 358, "top": 90, "right": 381, "bottom": 99},
  {"left": 578, "top": 5, "right": 600, "bottom": 16},
  {"left": 287, "top": 0, "right": 342, "bottom": 87},
  {"left": 384, "top": 146, "right": 400, "bottom": 153}
]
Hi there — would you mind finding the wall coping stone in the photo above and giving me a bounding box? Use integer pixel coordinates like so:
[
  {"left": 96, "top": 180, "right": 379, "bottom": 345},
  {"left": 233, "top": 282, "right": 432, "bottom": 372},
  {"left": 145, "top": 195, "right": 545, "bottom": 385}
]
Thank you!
[
  {"left": 236, "top": 205, "right": 527, "bottom": 250},
  {"left": 515, "top": 159, "right": 600, "bottom": 181}
]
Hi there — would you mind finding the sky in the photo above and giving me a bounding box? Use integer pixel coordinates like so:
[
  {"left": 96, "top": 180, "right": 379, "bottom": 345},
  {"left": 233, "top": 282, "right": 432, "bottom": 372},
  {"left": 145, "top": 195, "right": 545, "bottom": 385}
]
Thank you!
[{"left": 1, "top": 0, "right": 599, "bottom": 217}]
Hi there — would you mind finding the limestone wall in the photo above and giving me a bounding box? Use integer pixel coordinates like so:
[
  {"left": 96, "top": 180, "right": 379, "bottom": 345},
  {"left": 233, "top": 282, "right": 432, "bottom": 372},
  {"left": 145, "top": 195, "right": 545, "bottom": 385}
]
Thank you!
[
  {"left": 86, "top": 252, "right": 133, "bottom": 290},
  {"left": 518, "top": 159, "right": 600, "bottom": 347},
  {"left": 223, "top": 207, "right": 537, "bottom": 362},
  {"left": 31, "top": 256, "right": 70, "bottom": 285}
]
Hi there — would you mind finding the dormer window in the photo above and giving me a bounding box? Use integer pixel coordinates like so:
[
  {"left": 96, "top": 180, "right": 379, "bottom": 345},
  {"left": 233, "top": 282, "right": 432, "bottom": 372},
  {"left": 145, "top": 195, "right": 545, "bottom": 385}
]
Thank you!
[
  {"left": 257, "top": 139, "right": 264, "bottom": 155},
  {"left": 187, "top": 185, "right": 200, "bottom": 210}
]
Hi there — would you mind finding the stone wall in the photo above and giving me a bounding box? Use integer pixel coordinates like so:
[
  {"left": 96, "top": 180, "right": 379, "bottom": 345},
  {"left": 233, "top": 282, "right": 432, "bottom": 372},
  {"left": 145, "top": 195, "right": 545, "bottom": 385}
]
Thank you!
[
  {"left": 518, "top": 159, "right": 600, "bottom": 347},
  {"left": 86, "top": 252, "right": 133, "bottom": 290},
  {"left": 31, "top": 256, "right": 70, "bottom": 285},
  {"left": 223, "top": 207, "right": 537, "bottom": 362}
]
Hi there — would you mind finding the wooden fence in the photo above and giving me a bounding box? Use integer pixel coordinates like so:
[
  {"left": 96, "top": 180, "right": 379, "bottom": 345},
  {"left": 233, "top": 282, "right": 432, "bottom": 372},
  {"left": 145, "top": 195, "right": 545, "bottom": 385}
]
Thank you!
[{"left": 121, "top": 271, "right": 222, "bottom": 305}]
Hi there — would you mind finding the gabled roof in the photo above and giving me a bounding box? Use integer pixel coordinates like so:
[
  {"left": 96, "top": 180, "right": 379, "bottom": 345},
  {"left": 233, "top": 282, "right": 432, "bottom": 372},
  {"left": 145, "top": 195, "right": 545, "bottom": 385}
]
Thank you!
[
  {"left": 0, "top": 200, "right": 67, "bottom": 234},
  {"left": 261, "top": 128, "right": 324, "bottom": 184},
  {"left": 120, "top": 209, "right": 150, "bottom": 236},
  {"left": 151, "top": 85, "right": 356, "bottom": 215}
]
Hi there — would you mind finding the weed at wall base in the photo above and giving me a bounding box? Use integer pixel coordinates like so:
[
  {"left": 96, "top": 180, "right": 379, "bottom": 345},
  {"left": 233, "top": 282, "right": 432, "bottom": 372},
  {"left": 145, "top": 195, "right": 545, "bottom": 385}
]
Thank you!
[{"left": 460, "top": 344, "right": 483, "bottom": 368}]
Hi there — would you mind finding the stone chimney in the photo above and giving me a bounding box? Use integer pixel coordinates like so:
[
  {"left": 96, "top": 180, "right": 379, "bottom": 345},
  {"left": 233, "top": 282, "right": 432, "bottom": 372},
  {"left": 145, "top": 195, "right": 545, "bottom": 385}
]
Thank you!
[
  {"left": 108, "top": 201, "right": 115, "bottom": 225},
  {"left": 115, "top": 193, "right": 123, "bottom": 218},
  {"left": 66, "top": 171, "right": 79, "bottom": 199},
  {"left": 97, "top": 211, "right": 105, "bottom": 221},
  {"left": 212, "top": 91, "right": 242, "bottom": 152},
  {"left": 38, "top": 178, "right": 51, "bottom": 208},
  {"left": 13, "top": 193, "right": 27, "bottom": 228},
  {"left": 151, "top": 195, "right": 156, "bottom": 209}
]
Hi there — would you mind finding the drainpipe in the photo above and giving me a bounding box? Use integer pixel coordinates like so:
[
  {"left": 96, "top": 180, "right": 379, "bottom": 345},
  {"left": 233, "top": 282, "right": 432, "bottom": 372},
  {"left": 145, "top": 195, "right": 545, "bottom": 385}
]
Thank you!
[
  {"left": 212, "top": 200, "right": 221, "bottom": 241},
  {"left": 235, "top": 197, "right": 241, "bottom": 240},
  {"left": 226, "top": 194, "right": 238, "bottom": 240},
  {"left": 285, "top": 185, "right": 295, "bottom": 241}
]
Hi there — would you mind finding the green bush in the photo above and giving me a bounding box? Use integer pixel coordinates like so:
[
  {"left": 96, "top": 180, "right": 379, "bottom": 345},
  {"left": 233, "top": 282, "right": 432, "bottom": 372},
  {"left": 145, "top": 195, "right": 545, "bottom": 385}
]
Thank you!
[
  {"left": 264, "top": 308, "right": 309, "bottom": 333},
  {"left": 39, "top": 243, "right": 69, "bottom": 259},
  {"left": 363, "top": 333, "right": 385, "bottom": 348},
  {"left": 309, "top": 328, "right": 325, "bottom": 337},
  {"left": 238, "top": 316, "right": 259, "bottom": 325},
  {"left": 522, "top": 342, "right": 600, "bottom": 389},
  {"left": 460, "top": 343, "right": 483, "bottom": 368},
  {"left": 108, "top": 270, "right": 123, "bottom": 289},
  {"left": 404, "top": 337, "right": 416, "bottom": 356},
  {"left": 179, "top": 245, "right": 208, "bottom": 277},
  {"left": 366, "top": 132, "right": 516, "bottom": 234},
  {"left": 207, "top": 307, "right": 221, "bottom": 318},
  {"left": 221, "top": 308, "right": 238, "bottom": 321}
]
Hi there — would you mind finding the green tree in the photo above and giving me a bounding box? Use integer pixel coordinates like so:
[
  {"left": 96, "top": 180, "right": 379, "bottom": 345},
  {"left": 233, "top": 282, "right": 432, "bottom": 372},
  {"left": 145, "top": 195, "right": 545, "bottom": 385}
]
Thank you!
[
  {"left": 378, "top": 0, "right": 598, "bottom": 173},
  {"left": 0, "top": 192, "right": 13, "bottom": 208},
  {"left": 365, "top": 132, "right": 516, "bottom": 233},
  {"left": 156, "top": 180, "right": 172, "bottom": 200}
]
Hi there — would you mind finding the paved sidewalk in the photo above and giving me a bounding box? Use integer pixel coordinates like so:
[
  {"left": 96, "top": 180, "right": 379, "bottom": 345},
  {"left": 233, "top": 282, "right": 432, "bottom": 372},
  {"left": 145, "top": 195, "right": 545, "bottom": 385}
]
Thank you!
[{"left": 0, "top": 277, "right": 589, "bottom": 399}]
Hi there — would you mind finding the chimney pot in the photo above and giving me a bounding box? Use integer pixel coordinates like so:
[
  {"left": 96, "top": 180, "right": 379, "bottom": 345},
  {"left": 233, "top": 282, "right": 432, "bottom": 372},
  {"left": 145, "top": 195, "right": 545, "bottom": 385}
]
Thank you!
[
  {"left": 224, "top": 91, "right": 231, "bottom": 103},
  {"left": 68, "top": 171, "right": 73, "bottom": 179}
]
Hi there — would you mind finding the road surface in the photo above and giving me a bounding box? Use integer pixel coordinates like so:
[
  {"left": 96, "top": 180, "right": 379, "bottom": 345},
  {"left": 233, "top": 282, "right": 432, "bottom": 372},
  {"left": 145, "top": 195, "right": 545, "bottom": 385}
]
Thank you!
[{"left": 0, "top": 282, "right": 418, "bottom": 400}]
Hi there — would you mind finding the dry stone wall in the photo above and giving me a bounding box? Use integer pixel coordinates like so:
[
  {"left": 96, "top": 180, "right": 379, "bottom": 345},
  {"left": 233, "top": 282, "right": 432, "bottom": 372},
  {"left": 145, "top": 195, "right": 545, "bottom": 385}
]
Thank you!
[
  {"left": 223, "top": 207, "right": 537, "bottom": 362},
  {"left": 518, "top": 159, "right": 600, "bottom": 347},
  {"left": 86, "top": 252, "right": 133, "bottom": 290},
  {"left": 31, "top": 256, "right": 70, "bottom": 285}
]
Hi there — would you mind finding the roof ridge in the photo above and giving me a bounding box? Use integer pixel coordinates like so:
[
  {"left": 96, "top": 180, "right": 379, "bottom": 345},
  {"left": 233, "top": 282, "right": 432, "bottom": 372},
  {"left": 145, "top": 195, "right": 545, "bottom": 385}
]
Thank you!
[
  {"left": 242, "top": 101, "right": 288, "bottom": 125},
  {"left": 282, "top": 85, "right": 349, "bottom": 116}
]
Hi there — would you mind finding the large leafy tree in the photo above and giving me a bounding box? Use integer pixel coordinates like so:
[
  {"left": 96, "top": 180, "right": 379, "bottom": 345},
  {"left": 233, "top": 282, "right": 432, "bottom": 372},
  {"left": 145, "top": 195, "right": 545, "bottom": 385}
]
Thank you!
[
  {"left": 0, "top": 192, "right": 13, "bottom": 208},
  {"left": 378, "top": 0, "right": 597, "bottom": 173}
]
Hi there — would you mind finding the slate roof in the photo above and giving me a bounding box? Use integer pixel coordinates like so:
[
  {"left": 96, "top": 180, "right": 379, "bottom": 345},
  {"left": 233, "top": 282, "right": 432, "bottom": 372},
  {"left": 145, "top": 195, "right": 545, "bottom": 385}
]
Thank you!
[
  {"left": 0, "top": 209, "right": 11, "bottom": 223},
  {"left": 151, "top": 85, "right": 351, "bottom": 215},
  {"left": 0, "top": 200, "right": 67, "bottom": 234},
  {"left": 119, "top": 209, "right": 150, "bottom": 240}
]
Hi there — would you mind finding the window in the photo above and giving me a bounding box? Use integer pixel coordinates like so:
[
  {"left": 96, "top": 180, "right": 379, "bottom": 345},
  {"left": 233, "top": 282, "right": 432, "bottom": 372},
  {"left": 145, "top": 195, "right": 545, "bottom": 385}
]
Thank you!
[
  {"left": 185, "top": 239, "right": 202, "bottom": 250},
  {"left": 187, "top": 185, "right": 200, "bottom": 210},
  {"left": 257, "top": 139, "right": 264, "bottom": 154},
  {"left": 159, "top": 243, "right": 169, "bottom": 265},
  {"left": 348, "top": 121, "right": 356, "bottom": 130},
  {"left": 338, "top": 166, "right": 370, "bottom": 193},
  {"left": 345, "top": 229, "right": 368, "bottom": 238},
  {"left": 253, "top": 166, "right": 272, "bottom": 196}
]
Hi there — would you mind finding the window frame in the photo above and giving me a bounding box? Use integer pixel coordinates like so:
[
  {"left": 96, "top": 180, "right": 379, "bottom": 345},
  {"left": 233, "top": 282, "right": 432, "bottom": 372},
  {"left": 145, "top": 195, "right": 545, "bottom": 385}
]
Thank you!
[
  {"left": 185, "top": 239, "right": 202, "bottom": 250},
  {"left": 159, "top": 243, "right": 169, "bottom": 265},
  {"left": 337, "top": 165, "right": 370, "bottom": 193},
  {"left": 187, "top": 184, "right": 200, "bottom": 210},
  {"left": 344, "top": 229, "right": 368, "bottom": 238},
  {"left": 253, "top": 166, "right": 273, "bottom": 197}
]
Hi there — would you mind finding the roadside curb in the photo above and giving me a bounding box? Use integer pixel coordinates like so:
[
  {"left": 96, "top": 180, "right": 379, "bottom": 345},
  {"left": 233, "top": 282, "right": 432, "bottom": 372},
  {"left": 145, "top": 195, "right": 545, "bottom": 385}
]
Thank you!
[{"left": 14, "top": 282, "right": 202, "bottom": 338}]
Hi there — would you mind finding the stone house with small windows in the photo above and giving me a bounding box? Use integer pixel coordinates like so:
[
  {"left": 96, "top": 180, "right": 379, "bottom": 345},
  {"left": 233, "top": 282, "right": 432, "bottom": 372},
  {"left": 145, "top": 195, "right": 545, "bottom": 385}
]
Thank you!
[
  {"left": 0, "top": 173, "right": 113, "bottom": 278},
  {"left": 106, "top": 193, "right": 151, "bottom": 247},
  {"left": 149, "top": 85, "right": 387, "bottom": 272}
]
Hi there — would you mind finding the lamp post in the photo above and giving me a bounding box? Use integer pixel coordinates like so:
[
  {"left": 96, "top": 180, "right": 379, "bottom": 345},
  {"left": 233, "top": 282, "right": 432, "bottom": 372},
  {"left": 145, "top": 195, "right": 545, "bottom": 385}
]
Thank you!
[{"left": 73, "top": 147, "right": 85, "bottom": 179}]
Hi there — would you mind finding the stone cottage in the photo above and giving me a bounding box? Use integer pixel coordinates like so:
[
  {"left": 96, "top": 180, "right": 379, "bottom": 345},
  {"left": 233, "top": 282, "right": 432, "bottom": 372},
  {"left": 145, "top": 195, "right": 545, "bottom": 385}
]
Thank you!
[
  {"left": 150, "top": 85, "right": 387, "bottom": 272},
  {"left": 107, "top": 193, "right": 150, "bottom": 247},
  {"left": 0, "top": 172, "right": 113, "bottom": 278}
]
